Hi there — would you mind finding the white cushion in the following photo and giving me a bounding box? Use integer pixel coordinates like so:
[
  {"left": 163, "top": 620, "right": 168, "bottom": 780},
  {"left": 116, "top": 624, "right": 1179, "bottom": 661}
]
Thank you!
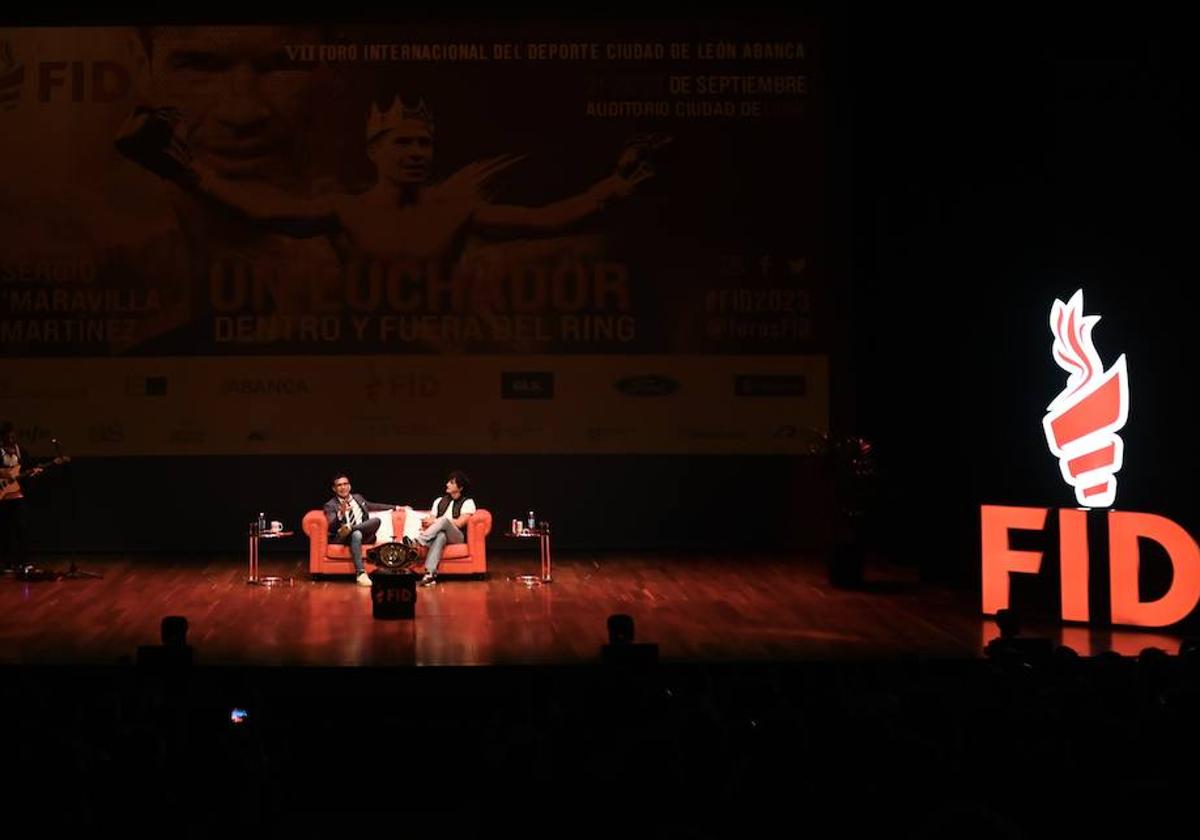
[{"left": 369, "top": 511, "right": 394, "bottom": 543}]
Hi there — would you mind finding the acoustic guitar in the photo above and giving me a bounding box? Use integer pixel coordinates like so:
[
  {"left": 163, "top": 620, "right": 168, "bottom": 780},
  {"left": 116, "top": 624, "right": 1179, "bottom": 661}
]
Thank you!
[{"left": 0, "top": 456, "right": 71, "bottom": 502}]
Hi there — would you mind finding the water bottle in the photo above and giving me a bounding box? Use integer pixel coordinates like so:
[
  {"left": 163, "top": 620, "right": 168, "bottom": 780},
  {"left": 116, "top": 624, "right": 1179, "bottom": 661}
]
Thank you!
[
  {"left": 258, "top": 512, "right": 266, "bottom": 533},
  {"left": 527, "top": 510, "right": 536, "bottom": 531}
]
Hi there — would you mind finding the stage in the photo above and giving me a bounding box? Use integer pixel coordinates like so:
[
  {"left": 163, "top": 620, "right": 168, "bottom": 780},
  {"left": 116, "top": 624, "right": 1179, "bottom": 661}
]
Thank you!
[
  {"left": 2, "top": 550, "right": 1196, "bottom": 838},
  {"left": 0, "top": 551, "right": 1187, "bottom": 666}
]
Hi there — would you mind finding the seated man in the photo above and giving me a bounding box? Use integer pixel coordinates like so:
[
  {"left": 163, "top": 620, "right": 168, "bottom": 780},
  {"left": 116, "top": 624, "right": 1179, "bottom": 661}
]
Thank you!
[
  {"left": 324, "top": 472, "right": 394, "bottom": 586},
  {"left": 407, "top": 470, "right": 476, "bottom": 587}
]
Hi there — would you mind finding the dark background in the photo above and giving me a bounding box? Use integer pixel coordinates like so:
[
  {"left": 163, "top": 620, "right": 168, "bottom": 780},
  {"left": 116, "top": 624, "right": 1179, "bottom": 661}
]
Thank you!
[{"left": 5, "top": 6, "right": 1195, "bottom": 585}]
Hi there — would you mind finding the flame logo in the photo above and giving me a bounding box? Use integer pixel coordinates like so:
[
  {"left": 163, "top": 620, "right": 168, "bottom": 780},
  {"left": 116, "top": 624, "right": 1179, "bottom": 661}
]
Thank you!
[
  {"left": 1042, "top": 289, "right": 1130, "bottom": 507},
  {"left": 0, "top": 39, "right": 24, "bottom": 111}
]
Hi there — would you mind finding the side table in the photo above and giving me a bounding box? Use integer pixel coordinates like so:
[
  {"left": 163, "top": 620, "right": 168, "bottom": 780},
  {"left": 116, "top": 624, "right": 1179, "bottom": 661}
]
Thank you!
[
  {"left": 503, "top": 527, "right": 552, "bottom": 587},
  {"left": 248, "top": 528, "right": 295, "bottom": 586}
]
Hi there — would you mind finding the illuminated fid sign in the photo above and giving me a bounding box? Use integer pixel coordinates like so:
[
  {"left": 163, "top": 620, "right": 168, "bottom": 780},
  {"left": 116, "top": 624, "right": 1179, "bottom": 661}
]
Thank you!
[
  {"left": 981, "top": 290, "right": 1200, "bottom": 628},
  {"left": 1042, "top": 289, "right": 1129, "bottom": 507}
]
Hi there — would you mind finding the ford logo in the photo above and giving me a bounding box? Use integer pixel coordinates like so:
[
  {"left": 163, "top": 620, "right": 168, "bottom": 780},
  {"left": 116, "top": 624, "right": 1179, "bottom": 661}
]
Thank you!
[{"left": 614, "top": 375, "right": 679, "bottom": 397}]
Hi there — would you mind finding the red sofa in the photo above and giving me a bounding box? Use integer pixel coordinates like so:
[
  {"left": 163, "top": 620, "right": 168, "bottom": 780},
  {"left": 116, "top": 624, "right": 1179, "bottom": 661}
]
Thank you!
[{"left": 302, "top": 507, "right": 492, "bottom": 578}]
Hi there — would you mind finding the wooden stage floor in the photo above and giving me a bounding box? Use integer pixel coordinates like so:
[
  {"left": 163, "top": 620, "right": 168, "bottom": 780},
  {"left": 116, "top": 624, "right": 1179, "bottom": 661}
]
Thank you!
[{"left": 0, "top": 551, "right": 1187, "bottom": 666}]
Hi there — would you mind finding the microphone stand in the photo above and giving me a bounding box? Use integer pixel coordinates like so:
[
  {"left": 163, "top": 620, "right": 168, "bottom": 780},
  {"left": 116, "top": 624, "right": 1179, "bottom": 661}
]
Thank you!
[
  {"left": 10, "top": 437, "right": 102, "bottom": 581},
  {"left": 61, "top": 561, "right": 102, "bottom": 579},
  {"left": 55, "top": 437, "right": 100, "bottom": 578}
]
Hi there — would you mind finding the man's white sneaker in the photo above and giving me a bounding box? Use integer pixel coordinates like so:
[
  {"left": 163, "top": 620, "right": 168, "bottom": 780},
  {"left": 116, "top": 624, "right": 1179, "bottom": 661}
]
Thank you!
[{"left": 356, "top": 572, "right": 373, "bottom": 586}]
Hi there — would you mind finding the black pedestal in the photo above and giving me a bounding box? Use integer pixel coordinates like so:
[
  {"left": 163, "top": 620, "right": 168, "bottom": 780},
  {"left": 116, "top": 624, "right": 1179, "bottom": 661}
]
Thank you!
[{"left": 370, "top": 570, "right": 418, "bottom": 619}]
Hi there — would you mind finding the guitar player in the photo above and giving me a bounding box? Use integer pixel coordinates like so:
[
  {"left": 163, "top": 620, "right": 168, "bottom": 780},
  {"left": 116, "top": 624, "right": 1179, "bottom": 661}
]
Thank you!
[
  {"left": 0, "top": 421, "right": 69, "bottom": 572},
  {"left": 0, "top": 421, "right": 28, "bottom": 571}
]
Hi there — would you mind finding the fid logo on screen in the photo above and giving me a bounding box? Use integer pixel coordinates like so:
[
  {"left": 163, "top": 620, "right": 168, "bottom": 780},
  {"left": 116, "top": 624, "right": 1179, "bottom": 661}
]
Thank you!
[
  {"left": 230, "top": 708, "right": 249, "bottom": 725},
  {"left": 0, "top": 41, "right": 24, "bottom": 111}
]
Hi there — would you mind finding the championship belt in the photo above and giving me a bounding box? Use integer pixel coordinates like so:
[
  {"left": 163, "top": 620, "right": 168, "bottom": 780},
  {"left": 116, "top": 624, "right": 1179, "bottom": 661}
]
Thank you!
[{"left": 368, "top": 541, "right": 422, "bottom": 571}]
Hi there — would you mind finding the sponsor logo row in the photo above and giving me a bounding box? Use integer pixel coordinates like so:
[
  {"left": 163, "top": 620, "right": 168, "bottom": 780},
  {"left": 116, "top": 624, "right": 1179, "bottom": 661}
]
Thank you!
[
  {"left": 505, "top": 373, "right": 807, "bottom": 399},
  {"left": 4, "top": 365, "right": 811, "bottom": 402}
]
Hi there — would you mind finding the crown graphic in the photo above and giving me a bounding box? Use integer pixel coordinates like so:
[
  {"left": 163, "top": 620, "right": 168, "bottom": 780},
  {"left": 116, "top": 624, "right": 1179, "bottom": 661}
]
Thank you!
[{"left": 366, "top": 96, "right": 434, "bottom": 141}]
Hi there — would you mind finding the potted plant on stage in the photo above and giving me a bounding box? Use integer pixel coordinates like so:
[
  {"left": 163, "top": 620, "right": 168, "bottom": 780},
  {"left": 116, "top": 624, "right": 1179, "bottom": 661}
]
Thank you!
[{"left": 811, "top": 431, "right": 878, "bottom": 588}]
